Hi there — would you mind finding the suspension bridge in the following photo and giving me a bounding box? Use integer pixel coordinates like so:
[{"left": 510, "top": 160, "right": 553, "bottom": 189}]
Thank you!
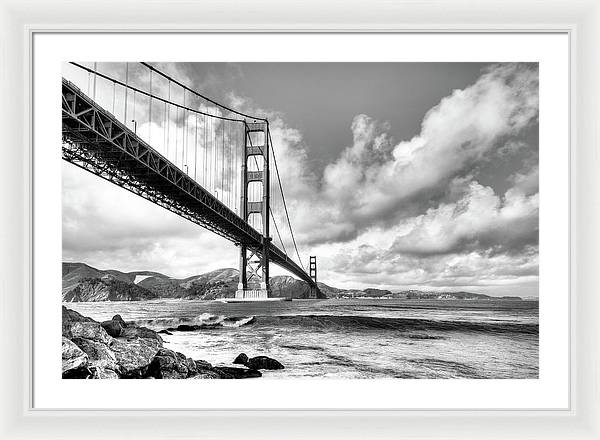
[{"left": 61, "top": 62, "right": 320, "bottom": 300}]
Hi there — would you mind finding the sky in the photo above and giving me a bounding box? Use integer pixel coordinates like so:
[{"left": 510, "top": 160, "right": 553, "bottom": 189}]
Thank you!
[{"left": 62, "top": 62, "right": 539, "bottom": 297}]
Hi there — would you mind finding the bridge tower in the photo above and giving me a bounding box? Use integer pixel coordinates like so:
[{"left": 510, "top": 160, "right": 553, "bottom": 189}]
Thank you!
[
  {"left": 309, "top": 256, "right": 318, "bottom": 298},
  {"left": 236, "top": 121, "right": 271, "bottom": 299}
]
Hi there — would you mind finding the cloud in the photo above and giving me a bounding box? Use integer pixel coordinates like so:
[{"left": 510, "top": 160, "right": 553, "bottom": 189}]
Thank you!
[
  {"left": 62, "top": 162, "right": 237, "bottom": 277},
  {"left": 389, "top": 179, "right": 539, "bottom": 257},
  {"left": 62, "top": 62, "right": 539, "bottom": 295},
  {"left": 316, "top": 239, "right": 539, "bottom": 296},
  {"left": 312, "top": 63, "right": 538, "bottom": 243},
  {"left": 242, "top": 63, "right": 539, "bottom": 250}
]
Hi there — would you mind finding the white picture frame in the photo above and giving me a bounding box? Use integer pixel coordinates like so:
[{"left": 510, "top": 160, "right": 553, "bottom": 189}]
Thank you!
[{"left": 1, "top": 0, "right": 598, "bottom": 438}]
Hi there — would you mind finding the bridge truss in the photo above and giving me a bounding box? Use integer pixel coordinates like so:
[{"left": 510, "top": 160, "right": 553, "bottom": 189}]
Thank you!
[{"left": 61, "top": 73, "right": 318, "bottom": 294}]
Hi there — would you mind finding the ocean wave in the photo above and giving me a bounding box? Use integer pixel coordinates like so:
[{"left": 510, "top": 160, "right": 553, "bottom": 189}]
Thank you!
[
  {"left": 131, "top": 313, "right": 255, "bottom": 331},
  {"left": 253, "top": 314, "right": 538, "bottom": 334}
]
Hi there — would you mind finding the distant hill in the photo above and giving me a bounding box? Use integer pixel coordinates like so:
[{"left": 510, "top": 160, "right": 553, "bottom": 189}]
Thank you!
[
  {"left": 61, "top": 262, "right": 326, "bottom": 302},
  {"left": 324, "top": 287, "right": 522, "bottom": 301},
  {"left": 62, "top": 262, "right": 523, "bottom": 302}
]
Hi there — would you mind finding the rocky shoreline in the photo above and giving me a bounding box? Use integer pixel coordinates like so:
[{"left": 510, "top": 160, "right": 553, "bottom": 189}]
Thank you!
[{"left": 62, "top": 306, "right": 283, "bottom": 379}]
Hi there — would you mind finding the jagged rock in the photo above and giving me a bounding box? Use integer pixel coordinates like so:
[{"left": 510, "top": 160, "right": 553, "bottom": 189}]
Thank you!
[
  {"left": 213, "top": 366, "right": 262, "bottom": 379},
  {"left": 112, "top": 314, "right": 127, "bottom": 327},
  {"left": 68, "top": 321, "right": 112, "bottom": 344},
  {"left": 195, "top": 359, "right": 213, "bottom": 370},
  {"left": 61, "top": 307, "right": 271, "bottom": 380},
  {"left": 247, "top": 356, "right": 284, "bottom": 370},
  {"left": 146, "top": 348, "right": 198, "bottom": 379},
  {"left": 90, "top": 366, "right": 120, "bottom": 379},
  {"left": 233, "top": 353, "right": 249, "bottom": 365},
  {"left": 62, "top": 306, "right": 111, "bottom": 344},
  {"left": 71, "top": 337, "right": 119, "bottom": 378},
  {"left": 62, "top": 337, "right": 90, "bottom": 378},
  {"left": 109, "top": 336, "right": 161, "bottom": 378},
  {"left": 62, "top": 306, "right": 95, "bottom": 327},
  {"left": 120, "top": 325, "right": 163, "bottom": 343},
  {"left": 192, "top": 370, "right": 221, "bottom": 379},
  {"left": 176, "top": 324, "right": 200, "bottom": 332},
  {"left": 101, "top": 318, "right": 124, "bottom": 338},
  {"left": 233, "top": 353, "right": 284, "bottom": 370}
]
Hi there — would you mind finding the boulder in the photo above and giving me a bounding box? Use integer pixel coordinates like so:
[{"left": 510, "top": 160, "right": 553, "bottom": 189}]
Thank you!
[
  {"left": 101, "top": 318, "right": 124, "bottom": 338},
  {"left": 176, "top": 324, "right": 200, "bottom": 332},
  {"left": 68, "top": 321, "right": 111, "bottom": 344},
  {"left": 213, "top": 366, "right": 262, "bottom": 379},
  {"left": 246, "top": 356, "right": 284, "bottom": 370},
  {"left": 109, "top": 337, "right": 161, "bottom": 378},
  {"left": 195, "top": 359, "right": 213, "bottom": 370},
  {"left": 232, "top": 353, "right": 249, "bottom": 365},
  {"left": 71, "top": 337, "right": 119, "bottom": 378},
  {"left": 90, "top": 366, "right": 120, "bottom": 379},
  {"left": 192, "top": 370, "right": 221, "bottom": 379},
  {"left": 63, "top": 306, "right": 110, "bottom": 344},
  {"left": 120, "top": 325, "right": 163, "bottom": 343},
  {"left": 146, "top": 348, "right": 198, "bottom": 379},
  {"left": 233, "top": 353, "right": 284, "bottom": 370},
  {"left": 62, "top": 306, "right": 95, "bottom": 327},
  {"left": 112, "top": 314, "right": 127, "bottom": 327},
  {"left": 62, "top": 337, "right": 90, "bottom": 378}
]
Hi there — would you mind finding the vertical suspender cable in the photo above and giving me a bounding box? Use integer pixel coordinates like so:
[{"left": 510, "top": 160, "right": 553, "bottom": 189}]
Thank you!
[
  {"left": 175, "top": 106, "right": 179, "bottom": 167},
  {"left": 182, "top": 91, "right": 186, "bottom": 171},
  {"left": 132, "top": 90, "right": 136, "bottom": 133},
  {"left": 166, "top": 81, "right": 170, "bottom": 159},
  {"left": 222, "top": 120, "right": 225, "bottom": 202},
  {"left": 163, "top": 100, "right": 167, "bottom": 157},
  {"left": 92, "top": 62, "right": 97, "bottom": 101},
  {"left": 124, "top": 63, "right": 129, "bottom": 125},
  {"left": 203, "top": 111, "right": 207, "bottom": 187},
  {"left": 194, "top": 114, "right": 198, "bottom": 181},
  {"left": 149, "top": 70, "right": 152, "bottom": 146}
]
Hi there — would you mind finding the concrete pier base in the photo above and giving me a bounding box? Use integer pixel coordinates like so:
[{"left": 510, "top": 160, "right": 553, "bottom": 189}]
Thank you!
[{"left": 235, "top": 288, "right": 270, "bottom": 299}]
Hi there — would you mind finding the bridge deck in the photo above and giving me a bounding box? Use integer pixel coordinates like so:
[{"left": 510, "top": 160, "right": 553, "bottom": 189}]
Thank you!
[{"left": 61, "top": 78, "right": 316, "bottom": 287}]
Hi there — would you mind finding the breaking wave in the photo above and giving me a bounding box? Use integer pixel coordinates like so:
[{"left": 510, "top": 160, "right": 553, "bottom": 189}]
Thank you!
[
  {"left": 132, "top": 313, "right": 536, "bottom": 335},
  {"left": 253, "top": 314, "right": 539, "bottom": 334},
  {"left": 131, "top": 313, "right": 255, "bottom": 331}
]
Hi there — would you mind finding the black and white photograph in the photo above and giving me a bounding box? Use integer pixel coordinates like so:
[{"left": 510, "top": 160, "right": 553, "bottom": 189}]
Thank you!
[{"left": 61, "top": 61, "right": 539, "bottom": 380}]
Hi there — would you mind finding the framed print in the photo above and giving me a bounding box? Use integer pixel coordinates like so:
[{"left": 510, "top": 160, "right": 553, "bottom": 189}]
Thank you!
[{"left": 1, "top": 0, "right": 599, "bottom": 439}]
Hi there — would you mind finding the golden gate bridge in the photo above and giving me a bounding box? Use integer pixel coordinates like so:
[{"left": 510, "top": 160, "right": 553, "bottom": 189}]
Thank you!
[{"left": 61, "top": 62, "right": 319, "bottom": 300}]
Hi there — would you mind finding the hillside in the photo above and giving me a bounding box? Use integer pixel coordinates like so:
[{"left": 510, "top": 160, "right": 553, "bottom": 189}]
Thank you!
[
  {"left": 325, "top": 288, "right": 522, "bottom": 300},
  {"left": 62, "top": 262, "right": 326, "bottom": 302},
  {"left": 62, "top": 262, "right": 522, "bottom": 302}
]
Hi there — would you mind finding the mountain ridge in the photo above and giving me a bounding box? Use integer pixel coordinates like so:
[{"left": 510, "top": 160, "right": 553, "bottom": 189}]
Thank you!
[{"left": 61, "top": 262, "right": 525, "bottom": 302}]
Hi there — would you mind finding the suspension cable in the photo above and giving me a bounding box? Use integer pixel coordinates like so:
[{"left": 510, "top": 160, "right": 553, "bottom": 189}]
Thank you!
[
  {"left": 268, "top": 127, "right": 306, "bottom": 271},
  {"left": 70, "top": 61, "right": 305, "bottom": 271},
  {"left": 69, "top": 62, "right": 245, "bottom": 123},
  {"left": 141, "top": 61, "right": 267, "bottom": 122}
]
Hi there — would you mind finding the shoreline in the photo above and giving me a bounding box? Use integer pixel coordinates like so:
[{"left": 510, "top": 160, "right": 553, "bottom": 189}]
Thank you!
[{"left": 62, "top": 306, "right": 284, "bottom": 379}]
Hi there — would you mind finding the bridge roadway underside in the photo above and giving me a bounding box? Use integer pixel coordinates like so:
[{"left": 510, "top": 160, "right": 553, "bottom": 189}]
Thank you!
[{"left": 61, "top": 78, "right": 317, "bottom": 289}]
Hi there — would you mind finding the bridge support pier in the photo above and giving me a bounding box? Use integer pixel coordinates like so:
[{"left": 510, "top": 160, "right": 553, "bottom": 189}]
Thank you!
[{"left": 236, "top": 121, "right": 271, "bottom": 300}]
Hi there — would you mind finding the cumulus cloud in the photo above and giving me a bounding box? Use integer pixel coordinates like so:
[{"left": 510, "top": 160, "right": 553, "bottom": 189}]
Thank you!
[
  {"left": 62, "top": 62, "right": 539, "bottom": 295},
  {"left": 305, "top": 63, "right": 538, "bottom": 243},
  {"left": 62, "top": 163, "right": 237, "bottom": 277},
  {"left": 242, "top": 63, "right": 539, "bottom": 250},
  {"left": 389, "top": 179, "right": 539, "bottom": 256}
]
